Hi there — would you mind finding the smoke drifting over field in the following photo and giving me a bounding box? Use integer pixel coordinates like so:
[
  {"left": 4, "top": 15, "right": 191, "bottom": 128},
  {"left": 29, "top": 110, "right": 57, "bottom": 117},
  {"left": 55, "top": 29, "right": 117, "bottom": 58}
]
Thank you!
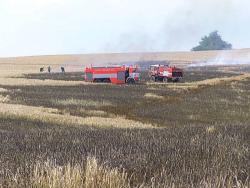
[
  {"left": 188, "top": 51, "right": 250, "bottom": 67},
  {"left": 189, "top": 60, "right": 250, "bottom": 68}
]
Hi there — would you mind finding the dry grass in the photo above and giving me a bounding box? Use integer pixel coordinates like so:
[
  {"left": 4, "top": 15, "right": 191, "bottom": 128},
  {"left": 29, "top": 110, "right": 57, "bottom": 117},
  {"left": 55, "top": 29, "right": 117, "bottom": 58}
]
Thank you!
[
  {"left": 206, "top": 126, "right": 216, "bottom": 133},
  {"left": 144, "top": 93, "right": 164, "bottom": 100},
  {"left": 147, "top": 73, "right": 250, "bottom": 91},
  {"left": 0, "top": 95, "right": 10, "bottom": 103},
  {"left": 0, "top": 51, "right": 250, "bottom": 187},
  {"left": 193, "top": 73, "right": 250, "bottom": 85},
  {"left": 31, "top": 161, "right": 84, "bottom": 188},
  {"left": 79, "top": 109, "right": 111, "bottom": 117},
  {"left": 7, "top": 156, "right": 129, "bottom": 188},
  {"left": 0, "top": 100, "right": 249, "bottom": 187},
  {"left": 52, "top": 98, "right": 112, "bottom": 107},
  {"left": 0, "top": 77, "right": 90, "bottom": 86},
  {"left": 85, "top": 157, "right": 129, "bottom": 188},
  {"left": 0, "top": 103, "right": 153, "bottom": 129},
  {"left": 2, "top": 126, "right": 248, "bottom": 187},
  {"left": 0, "top": 88, "right": 8, "bottom": 92}
]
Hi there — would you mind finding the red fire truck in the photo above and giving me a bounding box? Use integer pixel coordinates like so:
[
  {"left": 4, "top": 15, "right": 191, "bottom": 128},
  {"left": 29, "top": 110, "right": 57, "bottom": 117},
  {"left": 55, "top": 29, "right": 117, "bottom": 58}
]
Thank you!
[
  {"left": 84, "top": 65, "right": 140, "bottom": 84},
  {"left": 149, "top": 64, "right": 183, "bottom": 82}
]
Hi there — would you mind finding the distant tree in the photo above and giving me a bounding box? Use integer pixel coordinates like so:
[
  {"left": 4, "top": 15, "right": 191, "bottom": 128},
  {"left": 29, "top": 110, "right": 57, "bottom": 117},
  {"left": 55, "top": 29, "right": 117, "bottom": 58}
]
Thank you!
[{"left": 192, "top": 31, "right": 232, "bottom": 51}]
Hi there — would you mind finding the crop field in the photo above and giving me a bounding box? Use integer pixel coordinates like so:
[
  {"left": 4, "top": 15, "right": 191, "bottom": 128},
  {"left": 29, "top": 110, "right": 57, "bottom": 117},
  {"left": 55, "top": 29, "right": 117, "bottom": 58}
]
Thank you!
[
  {"left": 0, "top": 66, "right": 249, "bottom": 187},
  {"left": 0, "top": 51, "right": 250, "bottom": 187}
]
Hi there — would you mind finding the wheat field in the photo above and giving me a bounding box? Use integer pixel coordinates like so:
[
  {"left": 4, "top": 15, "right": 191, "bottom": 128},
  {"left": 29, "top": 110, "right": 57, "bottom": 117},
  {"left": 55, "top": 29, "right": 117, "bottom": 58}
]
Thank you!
[{"left": 0, "top": 50, "right": 249, "bottom": 187}]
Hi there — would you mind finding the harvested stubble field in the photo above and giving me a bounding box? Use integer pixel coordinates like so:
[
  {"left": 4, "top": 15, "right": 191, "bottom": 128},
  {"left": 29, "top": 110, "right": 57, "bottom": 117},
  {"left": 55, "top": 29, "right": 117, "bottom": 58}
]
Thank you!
[{"left": 0, "top": 51, "right": 250, "bottom": 187}]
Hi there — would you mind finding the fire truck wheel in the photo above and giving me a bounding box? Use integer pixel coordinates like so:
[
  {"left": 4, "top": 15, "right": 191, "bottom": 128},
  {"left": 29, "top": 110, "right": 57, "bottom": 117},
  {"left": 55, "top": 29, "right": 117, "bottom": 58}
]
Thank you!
[
  {"left": 151, "top": 76, "right": 156, "bottom": 82},
  {"left": 93, "top": 79, "right": 102, "bottom": 83},
  {"left": 173, "top": 78, "right": 179, "bottom": 83},
  {"left": 126, "top": 78, "right": 135, "bottom": 84},
  {"left": 103, "top": 78, "right": 111, "bottom": 83},
  {"left": 163, "top": 77, "right": 167, "bottom": 82}
]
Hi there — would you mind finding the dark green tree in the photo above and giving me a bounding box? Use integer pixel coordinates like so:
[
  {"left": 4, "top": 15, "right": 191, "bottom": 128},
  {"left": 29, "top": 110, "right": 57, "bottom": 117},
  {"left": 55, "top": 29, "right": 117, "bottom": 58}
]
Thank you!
[{"left": 192, "top": 31, "right": 232, "bottom": 51}]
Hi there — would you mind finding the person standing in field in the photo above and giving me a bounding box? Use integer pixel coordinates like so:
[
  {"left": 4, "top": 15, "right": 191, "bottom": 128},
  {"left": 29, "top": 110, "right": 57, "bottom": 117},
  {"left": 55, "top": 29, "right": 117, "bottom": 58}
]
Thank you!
[
  {"left": 48, "top": 66, "right": 51, "bottom": 73},
  {"left": 40, "top": 67, "right": 44, "bottom": 72},
  {"left": 61, "top": 67, "right": 65, "bottom": 73}
]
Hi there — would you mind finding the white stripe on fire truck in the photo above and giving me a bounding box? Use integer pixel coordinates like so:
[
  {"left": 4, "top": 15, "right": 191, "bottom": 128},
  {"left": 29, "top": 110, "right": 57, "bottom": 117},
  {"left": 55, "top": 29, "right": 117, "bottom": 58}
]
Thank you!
[{"left": 93, "top": 73, "right": 117, "bottom": 79}]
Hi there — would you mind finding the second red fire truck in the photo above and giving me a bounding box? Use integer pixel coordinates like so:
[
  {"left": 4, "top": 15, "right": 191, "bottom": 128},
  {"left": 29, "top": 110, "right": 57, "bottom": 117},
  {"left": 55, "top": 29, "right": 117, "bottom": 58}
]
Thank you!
[{"left": 149, "top": 64, "right": 183, "bottom": 82}]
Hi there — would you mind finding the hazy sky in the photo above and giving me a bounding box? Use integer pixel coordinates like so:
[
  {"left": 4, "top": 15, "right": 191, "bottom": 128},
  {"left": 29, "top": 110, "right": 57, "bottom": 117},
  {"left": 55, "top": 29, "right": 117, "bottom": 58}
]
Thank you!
[{"left": 0, "top": 0, "right": 250, "bottom": 57}]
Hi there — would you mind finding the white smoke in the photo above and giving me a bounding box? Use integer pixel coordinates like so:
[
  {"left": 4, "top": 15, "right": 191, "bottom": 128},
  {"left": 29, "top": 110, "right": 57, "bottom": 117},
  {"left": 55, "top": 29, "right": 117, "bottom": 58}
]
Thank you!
[
  {"left": 189, "top": 60, "right": 250, "bottom": 67},
  {"left": 188, "top": 51, "right": 250, "bottom": 67}
]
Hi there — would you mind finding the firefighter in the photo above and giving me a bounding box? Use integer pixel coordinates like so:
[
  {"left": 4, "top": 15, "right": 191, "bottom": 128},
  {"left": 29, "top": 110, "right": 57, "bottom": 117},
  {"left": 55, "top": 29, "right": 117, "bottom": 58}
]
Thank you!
[
  {"left": 61, "top": 67, "right": 65, "bottom": 73},
  {"left": 47, "top": 66, "right": 51, "bottom": 73},
  {"left": 40, "top": 67, "right": 44, "bottom": 72},
  {"left": 125, "top": 67, "right": 129, "bottom": 82}
]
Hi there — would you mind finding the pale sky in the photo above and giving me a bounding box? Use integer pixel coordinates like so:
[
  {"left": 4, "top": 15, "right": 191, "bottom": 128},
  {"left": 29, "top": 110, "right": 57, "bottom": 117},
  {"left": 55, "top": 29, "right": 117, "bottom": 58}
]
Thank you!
[{"left": 0, "top": 0, "right": 250, "bottom": 57}]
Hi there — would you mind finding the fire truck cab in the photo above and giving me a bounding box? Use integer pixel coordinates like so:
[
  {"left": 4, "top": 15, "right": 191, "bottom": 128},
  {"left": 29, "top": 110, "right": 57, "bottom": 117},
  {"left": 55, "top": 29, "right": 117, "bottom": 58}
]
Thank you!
[
  {"left": 85, "top": 65, "right": 140, "bottom": 84},
  {"left": 149, "top": 64, "right": 183, "bottom": 82}
]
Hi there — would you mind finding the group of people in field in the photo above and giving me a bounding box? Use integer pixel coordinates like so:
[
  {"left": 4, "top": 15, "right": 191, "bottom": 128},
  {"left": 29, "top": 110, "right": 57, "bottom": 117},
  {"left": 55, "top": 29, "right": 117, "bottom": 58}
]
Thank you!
[{"left": 40, "top": 66, "right": 65, "bottom": 73}]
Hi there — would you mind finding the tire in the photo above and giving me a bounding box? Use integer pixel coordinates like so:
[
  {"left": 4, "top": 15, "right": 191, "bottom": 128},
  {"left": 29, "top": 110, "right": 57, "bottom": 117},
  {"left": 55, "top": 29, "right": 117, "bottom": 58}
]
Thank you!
[
  {"left": 163, "top": 77, "right": 167, "bottom": 82},
  {"left": 103, "top": 78, "right": 111, "bottom": 83},
  {"left": 151, "top": 76, "right": 156, "bottom": 82},
  {"left": 158, "top": 77, "right": 164, "bottom": 82},
  {"left": 173, "top": 78, "right": 179, "bottom": 83},
  {"left": 126, "top": 77, "right": 135, "bottom": 84},
  {"left": 155, "top": 77, "right": 160, "bottom": 82},
  {"left": 167, "top": 78, "right": 172, "bottom": 82},
  {"left": 93, "top": 79, "right": 102, "bottom": 83}
]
